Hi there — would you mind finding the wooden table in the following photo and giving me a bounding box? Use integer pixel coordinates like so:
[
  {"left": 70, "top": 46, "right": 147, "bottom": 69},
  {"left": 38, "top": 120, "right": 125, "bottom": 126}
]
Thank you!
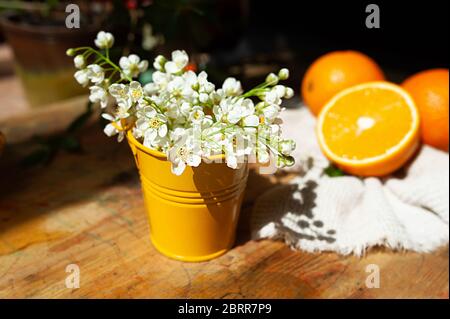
[{"left": 0, "top": 123, "right": 448, "bottom": 299}]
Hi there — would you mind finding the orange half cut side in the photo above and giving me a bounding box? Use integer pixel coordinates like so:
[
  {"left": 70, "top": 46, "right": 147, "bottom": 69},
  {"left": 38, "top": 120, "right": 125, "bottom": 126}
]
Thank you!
[{"left": 317, "top": 81, "right": 420, "bottom": 176}]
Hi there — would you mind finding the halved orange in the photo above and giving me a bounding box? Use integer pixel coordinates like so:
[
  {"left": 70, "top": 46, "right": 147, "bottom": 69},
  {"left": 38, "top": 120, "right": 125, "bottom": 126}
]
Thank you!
[{"left": 317, "top": 82, "right": 420, "bottom": 176}]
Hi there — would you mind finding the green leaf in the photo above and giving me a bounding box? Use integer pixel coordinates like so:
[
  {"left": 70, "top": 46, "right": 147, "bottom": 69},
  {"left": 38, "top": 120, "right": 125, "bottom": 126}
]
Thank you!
[{"left": 324, "top": 164, "right": 345, "bottom": 177}]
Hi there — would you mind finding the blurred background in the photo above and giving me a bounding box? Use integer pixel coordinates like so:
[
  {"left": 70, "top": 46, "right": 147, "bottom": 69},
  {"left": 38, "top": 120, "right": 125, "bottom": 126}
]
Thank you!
[{"left": 0, "top": 0, "right": 448, "bottom": 156}]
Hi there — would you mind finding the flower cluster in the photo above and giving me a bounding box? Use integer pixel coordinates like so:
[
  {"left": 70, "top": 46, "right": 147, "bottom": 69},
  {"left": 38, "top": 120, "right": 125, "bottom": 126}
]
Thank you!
[{"left": 68, "top": 31, "right": 296, "bottom": 175}]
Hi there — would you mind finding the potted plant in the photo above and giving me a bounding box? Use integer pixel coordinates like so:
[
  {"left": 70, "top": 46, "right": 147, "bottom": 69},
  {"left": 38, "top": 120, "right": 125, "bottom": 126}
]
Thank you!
[
  {"left": 67, "top": 31, "right": 296, "bottom": 261},
  {"left": 0, "top": 1, "right": 109, "bottom": 107}
]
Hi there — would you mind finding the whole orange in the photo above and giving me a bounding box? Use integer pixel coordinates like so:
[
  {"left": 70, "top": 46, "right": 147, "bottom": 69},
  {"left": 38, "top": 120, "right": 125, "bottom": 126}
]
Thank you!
[
  {"left": 401, "top": 69, "right": 449, "bottom": 151},
  {"left": 301, "top": 51, "right": 385, "bottom": 115}
]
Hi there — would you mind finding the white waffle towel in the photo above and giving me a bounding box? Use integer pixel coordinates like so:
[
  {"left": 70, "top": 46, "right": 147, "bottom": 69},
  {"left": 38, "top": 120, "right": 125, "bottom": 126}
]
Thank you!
[{"left": 251, "top": 107, "right": 449, "bottom": 255}]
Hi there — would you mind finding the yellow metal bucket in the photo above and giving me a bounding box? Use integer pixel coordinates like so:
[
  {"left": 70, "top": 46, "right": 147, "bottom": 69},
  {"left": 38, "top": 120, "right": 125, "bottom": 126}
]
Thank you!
[{"left": 126, "top": 131, "right": 249, "bottom": 262}]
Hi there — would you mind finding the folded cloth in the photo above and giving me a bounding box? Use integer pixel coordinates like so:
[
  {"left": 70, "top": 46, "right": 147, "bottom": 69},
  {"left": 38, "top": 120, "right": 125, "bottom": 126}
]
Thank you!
[{"left": 251, "top": 107, "right": 449, "bottom": 255}]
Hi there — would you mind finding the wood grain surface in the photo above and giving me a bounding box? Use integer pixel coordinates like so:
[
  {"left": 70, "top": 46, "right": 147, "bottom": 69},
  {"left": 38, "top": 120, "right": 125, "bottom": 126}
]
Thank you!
[{"left": 0, "top": 124, "right": 448, "bottom": 299}]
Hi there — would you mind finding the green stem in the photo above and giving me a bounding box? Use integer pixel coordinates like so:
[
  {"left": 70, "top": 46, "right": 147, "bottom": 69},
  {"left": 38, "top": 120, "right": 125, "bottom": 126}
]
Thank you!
[
  {"left": 242, "top": 79, "right": 279, "bottom": 98},
  {"left": 143, "top": 97, "right": 164, "bottom": 114},
  {"left": 72, "top": 47, "right": 132, "bottom": 82},
  {"left": 107, "top": 70, "right": 119, "bottom": 82}
]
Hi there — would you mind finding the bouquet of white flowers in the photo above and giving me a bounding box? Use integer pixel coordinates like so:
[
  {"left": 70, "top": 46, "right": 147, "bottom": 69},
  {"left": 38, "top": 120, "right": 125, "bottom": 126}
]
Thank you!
[{"left": 67, "top": 31, "right": 296, "bottom": 175}]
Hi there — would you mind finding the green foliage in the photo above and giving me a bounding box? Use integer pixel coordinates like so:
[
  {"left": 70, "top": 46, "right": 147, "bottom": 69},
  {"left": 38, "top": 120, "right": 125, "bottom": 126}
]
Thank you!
[{"left": 324, "top": 164, "right": 346, "bottom": 177}]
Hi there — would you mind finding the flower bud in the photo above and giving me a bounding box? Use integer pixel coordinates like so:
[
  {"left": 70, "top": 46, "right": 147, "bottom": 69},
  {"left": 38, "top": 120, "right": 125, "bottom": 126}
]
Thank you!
[
  {"left": 199, "top": 93, "right": 209, "bottom": 103},
  {"left": 278, "top": 68, "right": 289, "bottom": 80},
  {"left": 74, "top": 55, "right": 86, "bottom": 69},
  {"left": 153, "top": 55, "right": 166, "bottom": 71},
  {"left": 255, "top": 101, "right": 266, "bottom": 111},
  {"left": 284, "top": 87, "right": 294, "bottom": 99},
  {"left": 265, "top": 73, "right": 279, "bottom": 85},
  {"left": 277, "top": 155, "right": 295, "bottom": 167},
  {"left": 66, "top": 48, "right": 76, "bottom": 56},
  {"left": 191, "top": 82, "right": 200, "bottom": 91},
  {"left": 279, "top": 139, "right": 296, "bottom": 156}
]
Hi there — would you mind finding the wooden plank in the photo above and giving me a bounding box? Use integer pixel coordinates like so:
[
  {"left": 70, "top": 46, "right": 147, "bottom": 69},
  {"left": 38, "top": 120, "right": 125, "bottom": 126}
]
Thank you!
[{"left": 0, "top": 125, "right": 448, "bottom": 298}]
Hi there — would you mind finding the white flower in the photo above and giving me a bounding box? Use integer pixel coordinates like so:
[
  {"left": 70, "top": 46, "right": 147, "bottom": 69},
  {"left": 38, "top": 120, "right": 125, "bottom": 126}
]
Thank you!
[
  {"left": 94, "top": 31, "right": 114, "bottom": 49},
  {"left": 215, "top": 97, "right": 255, "bottom": 125},
  {"left": 188, "top": 106, "right": 205, "bottom": 124},
  {"left": 167, "top": 76, "right": 185, "bottom": 95},
  {"left": 222, "top": 130, "right": 253, "bottom": 169},
  {"left": 74, "top": 69, "right": 90, "bottom": 87},
  {"left": 181, "top": 71, "right": 199, "bottom": 99},
  {"left": 153, "top": 55, "right": 166, "bottom": 71},
  {"left": 202, "top": 115, "right": 214, "bottom": 128},
  {"left": 143, "top": 82, "right": 159, "bottom": 95},
  {"left": 152, "top": 71, "right": 172, "bottom": 89},
  {"left": 102, "top": 113, "right": 125, "bottom": 142},
  {"left": 128, "top": 81, "right": 144, "bottom": 103},
  {"left": 182, "top": 71, "right": 198, "bottom": 88},
  {"left": 199, "top": 93, "right": 209, "bottom": 103},
  {"left": 109, "top": 83, "right": 130, "bottom": 103},
  {"left": 273, "top": 85, "right": 286, "bottom": 99},
  {"left": 170, "top": 127, "right": 188, "bottom": 141},
  {"left": 201, "top": 124, "right": 224, "bottom": 155},
  {"left": 221, "top": 77, "right": 243, "bottom": 96},
  {"left": 104, "top": 122, "right": 118, "bottom": 137},
  {"left": 89, "top": 86, "right": 108, "bottom": 108},
  {"left": 197, "top": 71, "right": 215, "bottom": 93},
  {"left": 120, "top": 54, "right": 149, "bottom": 78},
  {"left": 74, "top": 55, "right": 85, "bottom": 69},
  {"left": 135, "top": 107, "right": 168, "bottom": 147},
  {"left": 164, "top": 50, "right": 189, "bottom": 74},
  {"left": 87, "top": 64, "right": 105, "bottom": 84},
  {"left": 69, "top": 34, "right": 297, "bottom": 173},
  {"left": 225, "top": 149, "right": 238, "bottom": 169},
  {"left": 165, "top": 103, "right": 184, "bottom": 122},
  {"left": 242, "top": 114, "right": 259, "bottom": 127},
  {"left": 258, "top": 91, "right": 282, "bottom": 123},
  {"left": 264, "top": 90, "right": 282, "bottom": 105},
  {"left": 145, "top": 120, "right": 168, "bottom": 143},
  {"left": 116, "top": 104, "right": 131, "bottom": 119},
  {"left": 109, "top": 83, "right": 128, "bottom": 100},
  {"left": 257, "top": 145, "right": 270, "bottom": 163},
  {"left": 109, "top": 83, "right": 132, "bottom": 113},
  {"left": 168, "top": 133, "right": 202, "bottom": 175},
  {"left": 262, "top": 104, "right": 281, "bottom": 123}
]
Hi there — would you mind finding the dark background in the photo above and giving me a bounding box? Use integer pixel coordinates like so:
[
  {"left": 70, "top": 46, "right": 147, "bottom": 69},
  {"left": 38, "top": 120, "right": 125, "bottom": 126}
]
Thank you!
[
  {"left": 242, "top": 0, "right": 449, "bottom": 80},
  {"left": 0, "top": 0, "right": 447, "bottom": 85}
]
